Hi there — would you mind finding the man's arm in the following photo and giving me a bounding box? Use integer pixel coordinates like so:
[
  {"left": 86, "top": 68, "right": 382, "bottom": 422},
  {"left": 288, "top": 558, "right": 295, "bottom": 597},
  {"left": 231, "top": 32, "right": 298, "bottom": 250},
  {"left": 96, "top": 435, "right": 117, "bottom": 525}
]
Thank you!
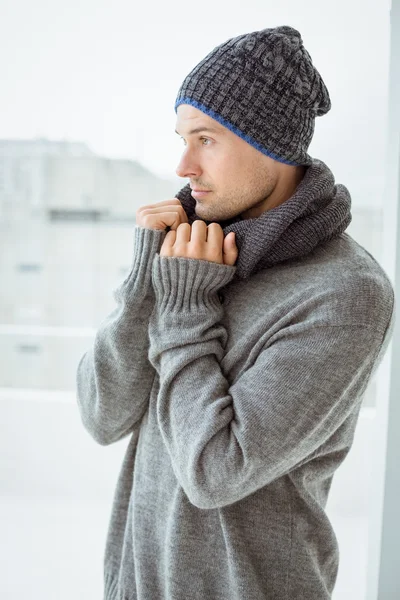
[
  {"left": 75, "top": 226, "right": 166, "bottom": 445},
  {"left": 148, "top": 253, "right": 396, "bottom": 510}
]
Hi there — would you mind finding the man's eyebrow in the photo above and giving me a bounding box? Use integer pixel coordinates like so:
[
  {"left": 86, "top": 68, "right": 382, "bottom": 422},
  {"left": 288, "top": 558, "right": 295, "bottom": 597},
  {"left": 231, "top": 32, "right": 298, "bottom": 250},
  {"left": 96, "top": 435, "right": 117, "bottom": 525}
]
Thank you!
[{"left": 175, "top": 126, "right": 222, "bottom": 136}]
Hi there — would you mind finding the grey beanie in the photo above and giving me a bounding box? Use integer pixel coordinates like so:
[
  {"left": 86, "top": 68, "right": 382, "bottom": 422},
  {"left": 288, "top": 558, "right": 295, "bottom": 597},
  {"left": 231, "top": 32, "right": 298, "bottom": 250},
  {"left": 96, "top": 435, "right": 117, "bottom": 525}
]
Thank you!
[{"left": 174, "top": 25, "right": 331, "bottom": 166}]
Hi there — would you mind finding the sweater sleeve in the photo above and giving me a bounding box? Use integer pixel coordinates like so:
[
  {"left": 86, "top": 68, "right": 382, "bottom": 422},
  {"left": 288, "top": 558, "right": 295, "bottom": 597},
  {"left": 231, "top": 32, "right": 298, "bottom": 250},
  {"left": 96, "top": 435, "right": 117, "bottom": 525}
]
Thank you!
[
  {"left": 148, "top": 253, "right": 395, "bottom": 510},
  {"left": 76, "top": 226, "right": 167, "bottom": 446}
]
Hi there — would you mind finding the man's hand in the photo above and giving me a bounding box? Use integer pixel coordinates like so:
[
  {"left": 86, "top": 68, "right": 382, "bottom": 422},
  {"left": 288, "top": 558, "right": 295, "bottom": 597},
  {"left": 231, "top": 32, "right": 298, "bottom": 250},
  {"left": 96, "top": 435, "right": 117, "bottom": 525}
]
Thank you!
[
  {"left": 136, "top": 198, "right": 189, "bottom": 231},
  {"left": 160, "top": 220, "right": 238, "bottom": 266}
]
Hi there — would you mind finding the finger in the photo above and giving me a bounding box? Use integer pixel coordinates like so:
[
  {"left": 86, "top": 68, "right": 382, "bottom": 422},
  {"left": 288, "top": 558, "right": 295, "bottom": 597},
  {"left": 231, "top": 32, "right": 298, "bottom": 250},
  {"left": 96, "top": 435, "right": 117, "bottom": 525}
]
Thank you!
[
  {"left": 166, "top": 229, "right": 177, "bottom": 240},
  {"left": 138, "top": 198, "right": 182, "bottom": 212},
  {"left": 175, "top": 222, "right": 191, "bottom": 243},
  {"left": 192, "top": 219, "right": 208, "bottom": 241},
  {"left": 139, "top": 206, "right": 184, "bottom": 216},
  {"left": 223, "top": 232, "right": 236, "bottom": 245},
  {"left": 206, "top": 222, "right": 224, "bottom": 245},
  {"left": 161, "top": 229, "right": 177, "bottom": 250},
  {"left": 223, "top": 235, "right": 238, "bottom": 265},
  {"left": 138, "top": 204, "right": 188, "bottom": 223}
]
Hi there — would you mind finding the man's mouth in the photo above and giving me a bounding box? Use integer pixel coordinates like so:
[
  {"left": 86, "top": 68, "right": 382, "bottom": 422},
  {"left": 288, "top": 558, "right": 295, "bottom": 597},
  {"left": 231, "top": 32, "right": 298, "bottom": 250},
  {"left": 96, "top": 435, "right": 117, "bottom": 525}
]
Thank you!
[{"left": 191, "top": 189, "right": 211, "bottom": 198}]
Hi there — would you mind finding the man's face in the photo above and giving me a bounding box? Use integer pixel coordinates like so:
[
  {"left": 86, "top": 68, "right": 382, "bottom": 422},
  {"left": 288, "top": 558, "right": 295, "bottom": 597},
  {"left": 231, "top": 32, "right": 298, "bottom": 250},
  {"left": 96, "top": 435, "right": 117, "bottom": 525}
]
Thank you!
[{"left": 175, "top": 104, "right": 280, "bottom": 222}]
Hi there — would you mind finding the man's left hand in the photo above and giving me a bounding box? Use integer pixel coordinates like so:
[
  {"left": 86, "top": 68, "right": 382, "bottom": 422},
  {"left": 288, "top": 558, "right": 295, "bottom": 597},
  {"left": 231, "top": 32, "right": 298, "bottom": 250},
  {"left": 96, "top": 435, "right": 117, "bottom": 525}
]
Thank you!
[{"left": 160, "top": 220, "right": 238, "bottom": 266}]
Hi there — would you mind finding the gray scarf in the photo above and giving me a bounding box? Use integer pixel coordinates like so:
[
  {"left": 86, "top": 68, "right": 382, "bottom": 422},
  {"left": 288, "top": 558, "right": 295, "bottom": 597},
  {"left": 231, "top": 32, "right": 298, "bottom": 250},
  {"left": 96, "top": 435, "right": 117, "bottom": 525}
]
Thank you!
[{"left": 174, "top": 158, "right": 352, "bottom": 281}]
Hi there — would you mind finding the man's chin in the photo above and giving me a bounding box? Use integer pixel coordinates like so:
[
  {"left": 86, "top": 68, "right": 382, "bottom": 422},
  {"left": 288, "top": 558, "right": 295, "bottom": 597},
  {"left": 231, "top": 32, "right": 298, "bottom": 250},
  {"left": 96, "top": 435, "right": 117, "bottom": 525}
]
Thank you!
[{"left": 194, "top": 203, "right": 211, "bottom": 219}]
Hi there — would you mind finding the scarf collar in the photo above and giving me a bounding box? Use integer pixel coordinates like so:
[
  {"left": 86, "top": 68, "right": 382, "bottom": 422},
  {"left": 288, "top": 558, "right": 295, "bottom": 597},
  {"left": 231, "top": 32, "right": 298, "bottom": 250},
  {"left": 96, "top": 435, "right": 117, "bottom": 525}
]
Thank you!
[{"left": 174, "top": 158, "right": 352, "bottom": 281}]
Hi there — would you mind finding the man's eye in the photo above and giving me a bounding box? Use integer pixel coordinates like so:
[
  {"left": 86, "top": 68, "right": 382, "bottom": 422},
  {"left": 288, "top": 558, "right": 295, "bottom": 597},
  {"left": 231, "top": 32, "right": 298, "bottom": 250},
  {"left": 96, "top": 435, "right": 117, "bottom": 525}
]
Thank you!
[{"left": 180, "top": 137, "right": 211, "bottom": 145}]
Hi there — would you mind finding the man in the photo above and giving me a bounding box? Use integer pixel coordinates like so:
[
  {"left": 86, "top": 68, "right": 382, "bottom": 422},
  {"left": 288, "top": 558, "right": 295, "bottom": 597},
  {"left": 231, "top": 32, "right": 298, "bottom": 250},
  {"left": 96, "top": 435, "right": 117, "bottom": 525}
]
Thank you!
[{"left": 76, "top": 25, "right": 396, "bottom": 600}]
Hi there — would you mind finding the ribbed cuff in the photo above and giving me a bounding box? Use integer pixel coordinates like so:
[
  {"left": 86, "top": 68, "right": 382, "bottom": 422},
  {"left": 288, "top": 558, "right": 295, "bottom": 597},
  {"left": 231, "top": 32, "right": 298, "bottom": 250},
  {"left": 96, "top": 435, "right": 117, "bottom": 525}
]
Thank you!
[
  {"left": 104, "top": 569, "right": 120, "bottom": 600},
  {"left": 151, "top": 253, "right": 236, "bottom": 314},
  {"left": 114, "top": 226, "right": 167, "bottom": 300}
]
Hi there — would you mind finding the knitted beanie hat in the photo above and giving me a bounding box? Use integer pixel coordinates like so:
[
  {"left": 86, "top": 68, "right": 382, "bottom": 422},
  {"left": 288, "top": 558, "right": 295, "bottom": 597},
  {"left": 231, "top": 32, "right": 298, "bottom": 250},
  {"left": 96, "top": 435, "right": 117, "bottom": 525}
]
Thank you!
[{"left": 174, "top": 25, "right": 331, "bottom": 166}]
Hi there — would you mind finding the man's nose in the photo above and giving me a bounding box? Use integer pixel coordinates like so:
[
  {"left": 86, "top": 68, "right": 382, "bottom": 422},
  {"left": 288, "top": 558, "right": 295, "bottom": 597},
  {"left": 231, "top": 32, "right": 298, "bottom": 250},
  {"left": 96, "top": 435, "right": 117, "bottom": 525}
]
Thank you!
[{"left": 175, "top": 151, "right": 201, "bottom": 179}]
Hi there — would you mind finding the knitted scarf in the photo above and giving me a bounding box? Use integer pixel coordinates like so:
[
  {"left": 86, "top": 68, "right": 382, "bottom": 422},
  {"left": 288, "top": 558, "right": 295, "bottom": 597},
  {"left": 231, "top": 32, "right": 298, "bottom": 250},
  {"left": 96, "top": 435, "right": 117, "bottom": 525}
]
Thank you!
[{"left": 174, "top": 158, "right": 352, "bottom": 281}]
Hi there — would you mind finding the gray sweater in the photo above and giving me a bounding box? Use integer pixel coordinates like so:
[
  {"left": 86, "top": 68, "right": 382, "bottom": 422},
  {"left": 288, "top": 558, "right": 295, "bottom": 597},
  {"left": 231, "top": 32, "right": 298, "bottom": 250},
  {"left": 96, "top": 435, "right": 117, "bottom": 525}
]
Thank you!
[{"left": 76, "top": 159, "right": 396, "bottom": 600}]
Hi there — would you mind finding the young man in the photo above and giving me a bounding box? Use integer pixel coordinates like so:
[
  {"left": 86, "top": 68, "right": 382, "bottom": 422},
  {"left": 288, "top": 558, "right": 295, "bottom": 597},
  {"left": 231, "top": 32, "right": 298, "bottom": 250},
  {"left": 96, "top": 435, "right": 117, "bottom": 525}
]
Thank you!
[{"left": 76, "top": 25, "right": 396, "bottom": 600}]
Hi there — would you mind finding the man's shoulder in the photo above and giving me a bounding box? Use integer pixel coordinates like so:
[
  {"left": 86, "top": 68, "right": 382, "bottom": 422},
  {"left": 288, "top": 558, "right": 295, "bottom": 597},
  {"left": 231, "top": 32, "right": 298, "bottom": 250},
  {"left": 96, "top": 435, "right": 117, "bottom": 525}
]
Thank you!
[
  {"left": 317, "top": 233, "right": 394, "bottom": 310},
  {"left": 253, "top": 233, "right": 395, "bottom": 334}
]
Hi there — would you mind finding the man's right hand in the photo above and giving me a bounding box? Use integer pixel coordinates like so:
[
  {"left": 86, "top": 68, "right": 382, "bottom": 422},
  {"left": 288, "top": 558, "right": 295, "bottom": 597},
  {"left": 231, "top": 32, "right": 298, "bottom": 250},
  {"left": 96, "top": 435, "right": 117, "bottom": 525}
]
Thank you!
[{"left": 136, "top": 198, "right": 189, "bottom": 231}]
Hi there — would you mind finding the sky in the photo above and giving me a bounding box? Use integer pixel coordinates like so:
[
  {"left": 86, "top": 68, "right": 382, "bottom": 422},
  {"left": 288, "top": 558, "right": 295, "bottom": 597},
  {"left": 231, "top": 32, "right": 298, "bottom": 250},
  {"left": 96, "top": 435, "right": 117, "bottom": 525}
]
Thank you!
[{"left": 0, "top": 0, "right": 392, "bottom": 205}]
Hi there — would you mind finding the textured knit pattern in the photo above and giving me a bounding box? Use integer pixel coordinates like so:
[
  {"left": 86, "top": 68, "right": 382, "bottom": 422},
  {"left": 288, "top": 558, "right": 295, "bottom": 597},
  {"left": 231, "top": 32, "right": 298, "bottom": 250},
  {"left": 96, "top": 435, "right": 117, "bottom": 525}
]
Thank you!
[
  {"left": 76, "top": 164, "right": 396, "bottom": 600},
  {"left": 175, "top": 158, "right": 352, "bottom": 280},
  {"left": 175, "top": 25, "right": 331, "bottom": 166}
]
